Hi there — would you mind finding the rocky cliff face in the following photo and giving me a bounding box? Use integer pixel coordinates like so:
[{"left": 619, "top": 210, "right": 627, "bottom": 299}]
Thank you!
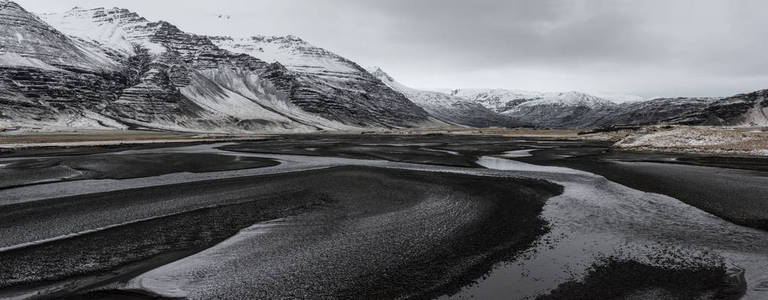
[{"left": 369, "top": 67, "right": 520, "bottom": 127}]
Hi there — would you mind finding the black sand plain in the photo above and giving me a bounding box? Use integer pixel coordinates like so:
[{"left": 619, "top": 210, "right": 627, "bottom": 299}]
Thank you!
[
  {"left": 0, "top": 135, "right": 758, "bottom": 299},
  {"left": 0, "top": 163, "right": 561, "bottom": 299}
]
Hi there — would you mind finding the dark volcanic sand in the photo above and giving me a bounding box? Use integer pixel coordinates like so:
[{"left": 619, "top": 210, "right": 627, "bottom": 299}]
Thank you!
[
  {"left": 2, "top": 136, "right": 762, "bottom": 299},
  {"left": 0, "top": 152, "right": 278, "bottom": 190},
  {"left": 0, "top": 166, "right": 562, "bottom": 299},
  {"left": 516, "top": 146, "right": 768, "bottom": 231},
  {"left": 537, "top": 257, "right": 738, "bottom": 300},
  {"left": 0, "top": 142, "right": 212, "bottom": 158},
  {"left": 220, "top": 134, "right": 597, "bottom": 167}
]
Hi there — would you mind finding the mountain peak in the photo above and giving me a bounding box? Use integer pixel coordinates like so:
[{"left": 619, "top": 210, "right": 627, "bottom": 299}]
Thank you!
[
  {"left": 367, "top": 66, "right": 411, "bottom": 92},
  {"left": 0, "top": 0, "right": 22, "bottom": 8},
  {"left": 0, "top": 0, "right": 115, "bottom": 71},
  {"left": 1, "top": 0, "right": 30, "bottom": 15},
  {"left": 212, "top": 34, "right": 363, "bottom": 76},
  {"left": 52, "top": 5, "right": 151, "bottom": 30},
  {"left": 368, "top": 66, "right": 393, "bottom": 81}
]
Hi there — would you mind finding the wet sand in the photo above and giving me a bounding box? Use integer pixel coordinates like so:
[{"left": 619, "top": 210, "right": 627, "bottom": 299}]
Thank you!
[
  {"left": 1, "top": 136, "right": 764, "bottom": 299},
  {"left": 0, "top": 164, "right": 561, "bottom": 299},
  {"left": 220, "top": 134, "right": 596, "bottom": 167},
  {"left": 0, "top": 152, "right": 277, "bottom": 190},
  {"left": 516, "top": 146, "right": 768, "bottom": 231}
]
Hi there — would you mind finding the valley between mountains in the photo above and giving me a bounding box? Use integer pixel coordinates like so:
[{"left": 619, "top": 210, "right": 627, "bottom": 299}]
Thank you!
[{"left": 2, "top": 1, "right": 768, "bottom": 300}]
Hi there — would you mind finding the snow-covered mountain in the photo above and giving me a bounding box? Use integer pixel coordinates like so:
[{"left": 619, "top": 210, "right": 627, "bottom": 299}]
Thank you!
[
  {"left": 446, "top": 88, "right": 545, "bottom": 113},
  {"left": 448, "top": 88, "right": 614, "bottom": 113},
  {"left": 447, "top": 88, "right": 616, "bottom": 128},
  {"left": 210, "top": 35, "right": 359, "bottom": 77},
  {"left": 368, "top": 68, "right": 520, "bottom": 127},
  {"left": 1, "top": 2, "right": 434, "bottom": 133},
  {"left": 445, "top": 88, "right": 722, "bottom": 128}
]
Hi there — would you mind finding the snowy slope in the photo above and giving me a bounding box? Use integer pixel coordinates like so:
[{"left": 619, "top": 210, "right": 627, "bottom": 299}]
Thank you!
[
  {"left": 448, "top": 88, "right": 615, "bottom": 113},
  {"left": 211, "top": 35, "right": 361, "bottom": 78},
  {"left": 40, "top": 7, "right": 164, "bottom": 55},
  {"left": 209, "top": 35, "right": 432, "bottom": 128},
  {"left": 510, "top": 91, "right": 615, "bottom": 111},
  {"left": 0, "top": 1, "right": 119, "bottom": 71},
  {"left": 0, "top": 1, "right": 131, "bottom": 131}
]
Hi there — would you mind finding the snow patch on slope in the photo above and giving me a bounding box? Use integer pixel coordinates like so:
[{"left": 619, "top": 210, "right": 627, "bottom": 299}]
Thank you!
[
  {"left": 0, "top": 110, "right": 128, "bottom": 132},
  {"left": 448, "top": 88, "right": 616, "bottom": 113},
  {"left": 212, "top": 35, "right": 359, "bottom": 75},
  {"left": 517, "top": 91, "right": 613, "bottom": 108},
  {"left": 0, "top": 52, "right": 65, "bottom": 71},
  {"left": 181, "top": 72, "right": 293, "bottom": 122},
  {"left": 194, "top": 68, "right": 367, "bottom": 131}
]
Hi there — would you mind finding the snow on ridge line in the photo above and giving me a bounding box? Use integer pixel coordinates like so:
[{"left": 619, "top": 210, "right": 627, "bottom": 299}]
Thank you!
[
  {"left": 39, "top": 6, "right": 166, "bottom": 55},
  {"left": 211, "top": 35, "right": 361, "bottom": 75},
  {"left": 447, "top": 88, "right": 643, "bottom": 108}
]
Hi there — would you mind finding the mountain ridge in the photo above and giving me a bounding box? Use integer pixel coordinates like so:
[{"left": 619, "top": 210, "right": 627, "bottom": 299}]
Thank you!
[
  {"left": 1, "top": 1, "right": 765, "bottom": 132},
  {"left": 1, "top": 1, "right": 435, "bottom": 133},
  {"left": 369, "top": 67, "right": 522, "bottom": 127}
]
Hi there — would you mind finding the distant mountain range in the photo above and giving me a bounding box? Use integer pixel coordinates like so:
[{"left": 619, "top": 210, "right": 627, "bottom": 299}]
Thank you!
[
  {"left": 444, "top": 88, "right": 723, "bottom": 128},
  {"left": 445, "top": 87, "right": 767, "bottom": 128},
  {"left": 369, "top": 67, "right": 523, "bottom": 128},
  {"left": 0, "top": 1, "right": 765, "bottom": 132}
]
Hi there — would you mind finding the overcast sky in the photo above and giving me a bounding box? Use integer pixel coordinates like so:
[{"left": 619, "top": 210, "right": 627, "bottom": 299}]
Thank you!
[{"left": 16, "top": 0, "right": 768, "bottom": 98}]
